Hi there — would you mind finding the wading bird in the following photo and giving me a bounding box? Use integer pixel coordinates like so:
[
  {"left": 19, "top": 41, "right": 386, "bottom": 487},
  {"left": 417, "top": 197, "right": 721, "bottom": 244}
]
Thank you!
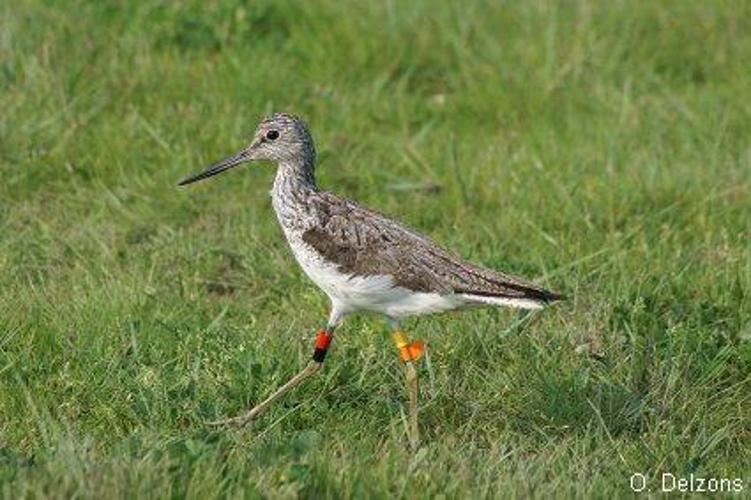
[{"left": 180, "top": 113, "right": 563, "bottom": 446}]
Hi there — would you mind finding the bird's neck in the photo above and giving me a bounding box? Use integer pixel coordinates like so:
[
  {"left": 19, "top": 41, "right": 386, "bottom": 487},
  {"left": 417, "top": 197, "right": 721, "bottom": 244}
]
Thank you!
[{"left": 271, "top": 159, "right": 318, "bottom": 231}]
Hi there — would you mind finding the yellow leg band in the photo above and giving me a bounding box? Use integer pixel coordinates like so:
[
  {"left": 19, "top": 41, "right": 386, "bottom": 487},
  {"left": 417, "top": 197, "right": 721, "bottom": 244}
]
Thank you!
[
  {"left": 393, "top": 331, "right": 410, "bottom": 349},
  {"left": 393, "top": 330, "right": 425, "bottom": 362}
]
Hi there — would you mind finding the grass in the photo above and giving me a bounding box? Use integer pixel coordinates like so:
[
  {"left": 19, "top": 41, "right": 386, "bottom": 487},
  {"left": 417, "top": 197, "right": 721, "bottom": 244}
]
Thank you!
[{"left": 1, "top": 0, "right": 749, "bottom": 497}]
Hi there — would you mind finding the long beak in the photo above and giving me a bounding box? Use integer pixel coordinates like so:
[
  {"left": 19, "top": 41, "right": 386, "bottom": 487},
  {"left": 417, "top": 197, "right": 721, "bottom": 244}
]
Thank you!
[{"left": 178, "top": 148, "right": 253, "bottom": 186}]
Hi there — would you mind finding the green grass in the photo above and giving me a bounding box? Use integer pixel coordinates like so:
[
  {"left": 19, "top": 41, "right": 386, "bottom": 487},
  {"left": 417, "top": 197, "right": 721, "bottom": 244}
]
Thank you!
[{"left": 1, "top": 0, "right": 750, "bottom": 497}]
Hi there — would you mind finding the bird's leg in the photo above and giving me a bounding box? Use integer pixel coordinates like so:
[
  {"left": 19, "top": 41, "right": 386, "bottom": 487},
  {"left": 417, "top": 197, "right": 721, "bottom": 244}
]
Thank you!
[
  {"left": 209, "top": 327, "right": 335, "bottom": 427},
  {"left": 392, "top": 329, "right": 425, "bottom": 449}
]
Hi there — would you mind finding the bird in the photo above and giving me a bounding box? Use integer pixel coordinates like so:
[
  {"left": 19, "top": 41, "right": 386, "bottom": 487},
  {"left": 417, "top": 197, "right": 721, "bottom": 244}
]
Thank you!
[{"left": 179, "top": 112, "right": 563, "bottom": 446}]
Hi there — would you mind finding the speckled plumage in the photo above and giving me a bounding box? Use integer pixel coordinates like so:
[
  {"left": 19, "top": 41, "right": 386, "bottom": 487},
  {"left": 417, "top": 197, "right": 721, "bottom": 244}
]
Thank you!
[
  {"left": 182, "top": 112, "right": 563, "bottom": 322},
  {"left": 180, "top": 112, "right": 564, "bottom": 432},
  {"left": 261, "top": 113, "right": 563, "bottom": 320}
]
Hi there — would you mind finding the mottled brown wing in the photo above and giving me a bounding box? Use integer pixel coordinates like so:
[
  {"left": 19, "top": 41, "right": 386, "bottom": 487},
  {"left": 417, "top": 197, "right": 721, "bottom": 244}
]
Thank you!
[{"left": 302, "top": 192, "right": 562, "bottom": 303}]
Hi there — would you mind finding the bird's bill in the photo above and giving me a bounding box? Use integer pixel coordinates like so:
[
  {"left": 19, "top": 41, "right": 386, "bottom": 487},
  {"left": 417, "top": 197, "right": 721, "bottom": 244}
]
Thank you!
[{"left": 178, "top": 149, "right": 253, "bottom": 186}]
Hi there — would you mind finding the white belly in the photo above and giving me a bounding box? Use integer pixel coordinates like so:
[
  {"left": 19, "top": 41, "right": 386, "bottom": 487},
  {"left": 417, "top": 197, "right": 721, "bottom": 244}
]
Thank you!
[{"left": 286, "top": 235, "right": 462, "bottom": 318}]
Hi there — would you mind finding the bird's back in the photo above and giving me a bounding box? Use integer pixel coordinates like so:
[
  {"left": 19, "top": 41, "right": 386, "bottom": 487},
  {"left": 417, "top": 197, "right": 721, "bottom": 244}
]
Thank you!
[{"left": 296, "top": 190, "right": 563, "bottom": 312}]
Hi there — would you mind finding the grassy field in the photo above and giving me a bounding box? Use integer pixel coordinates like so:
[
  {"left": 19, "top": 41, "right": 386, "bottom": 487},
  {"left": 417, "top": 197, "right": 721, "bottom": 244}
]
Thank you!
[{"left": 1, "top": 0, "right": 749, "bottom": 497}]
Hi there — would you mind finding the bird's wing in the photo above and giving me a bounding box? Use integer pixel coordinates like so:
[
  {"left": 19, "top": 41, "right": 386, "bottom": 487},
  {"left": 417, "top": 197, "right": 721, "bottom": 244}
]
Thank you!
[{"left": 303, "top": 192, "right": 562, "bottom": 303}]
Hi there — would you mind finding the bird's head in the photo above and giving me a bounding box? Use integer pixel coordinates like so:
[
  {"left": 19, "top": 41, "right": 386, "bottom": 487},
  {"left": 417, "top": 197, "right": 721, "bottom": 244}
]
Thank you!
[{"left": 179, "top": 112, "right": 315, "bottom": 186}]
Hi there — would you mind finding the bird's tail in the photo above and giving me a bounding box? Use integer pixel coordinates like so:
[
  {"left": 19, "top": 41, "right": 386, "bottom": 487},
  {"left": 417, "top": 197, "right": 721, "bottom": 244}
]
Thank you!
[{"left": 458, "top": 287, "right": 565, "bottom": 310}]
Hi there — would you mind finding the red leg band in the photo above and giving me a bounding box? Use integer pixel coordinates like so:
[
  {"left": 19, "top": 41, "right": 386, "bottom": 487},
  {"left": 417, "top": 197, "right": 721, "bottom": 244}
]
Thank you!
[
  {"left": 312, "top": 330, "right": 333, "bottom": 362},
  {"left": 315, "top": 330, "right": 333, "bottom": 350}
]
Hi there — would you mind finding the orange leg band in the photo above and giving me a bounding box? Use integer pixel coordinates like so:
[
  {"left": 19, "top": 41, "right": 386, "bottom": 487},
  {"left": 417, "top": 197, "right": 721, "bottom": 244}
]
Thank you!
[{"left": 393, "top": 331, "right": 425, "bottom": 362}]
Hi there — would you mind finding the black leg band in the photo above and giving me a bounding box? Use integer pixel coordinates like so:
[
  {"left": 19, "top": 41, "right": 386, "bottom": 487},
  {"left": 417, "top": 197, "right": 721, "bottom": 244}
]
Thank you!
[{"left": 312, "top": 348, "right": 328, "bottom": 363}]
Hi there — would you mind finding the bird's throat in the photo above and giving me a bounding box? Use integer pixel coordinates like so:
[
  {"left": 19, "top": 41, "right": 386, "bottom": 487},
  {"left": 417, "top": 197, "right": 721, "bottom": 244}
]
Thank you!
[{"left": 271, "top": 160, "right": 318, "bottom": 231}]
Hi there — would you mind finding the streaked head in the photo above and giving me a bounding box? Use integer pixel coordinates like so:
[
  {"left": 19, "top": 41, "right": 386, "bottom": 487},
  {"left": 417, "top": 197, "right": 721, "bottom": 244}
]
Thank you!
[{"left": 179, "top": 113, "right": 315, "bottom": 186}]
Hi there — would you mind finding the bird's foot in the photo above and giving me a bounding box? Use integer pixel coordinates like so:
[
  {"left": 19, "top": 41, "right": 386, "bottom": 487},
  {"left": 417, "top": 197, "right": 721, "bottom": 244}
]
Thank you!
[
  {"left": 207, "top": 410, "right": 260, "bottom": 428},
  {"left": 405, "top": 360, "right": 420, "bottom": 450},
  {"left": 207, "top": 361, "right": 322, "bottom": 428},
  {"left": 392, "top": 330, "right": 424, "bottom": 450}
]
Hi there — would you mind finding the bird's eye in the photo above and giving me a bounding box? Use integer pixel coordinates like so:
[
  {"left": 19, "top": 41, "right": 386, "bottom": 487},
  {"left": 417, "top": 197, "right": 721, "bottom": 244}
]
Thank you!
[{"left": 266, "top": 130, "right": 280, "bottom": 141}]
